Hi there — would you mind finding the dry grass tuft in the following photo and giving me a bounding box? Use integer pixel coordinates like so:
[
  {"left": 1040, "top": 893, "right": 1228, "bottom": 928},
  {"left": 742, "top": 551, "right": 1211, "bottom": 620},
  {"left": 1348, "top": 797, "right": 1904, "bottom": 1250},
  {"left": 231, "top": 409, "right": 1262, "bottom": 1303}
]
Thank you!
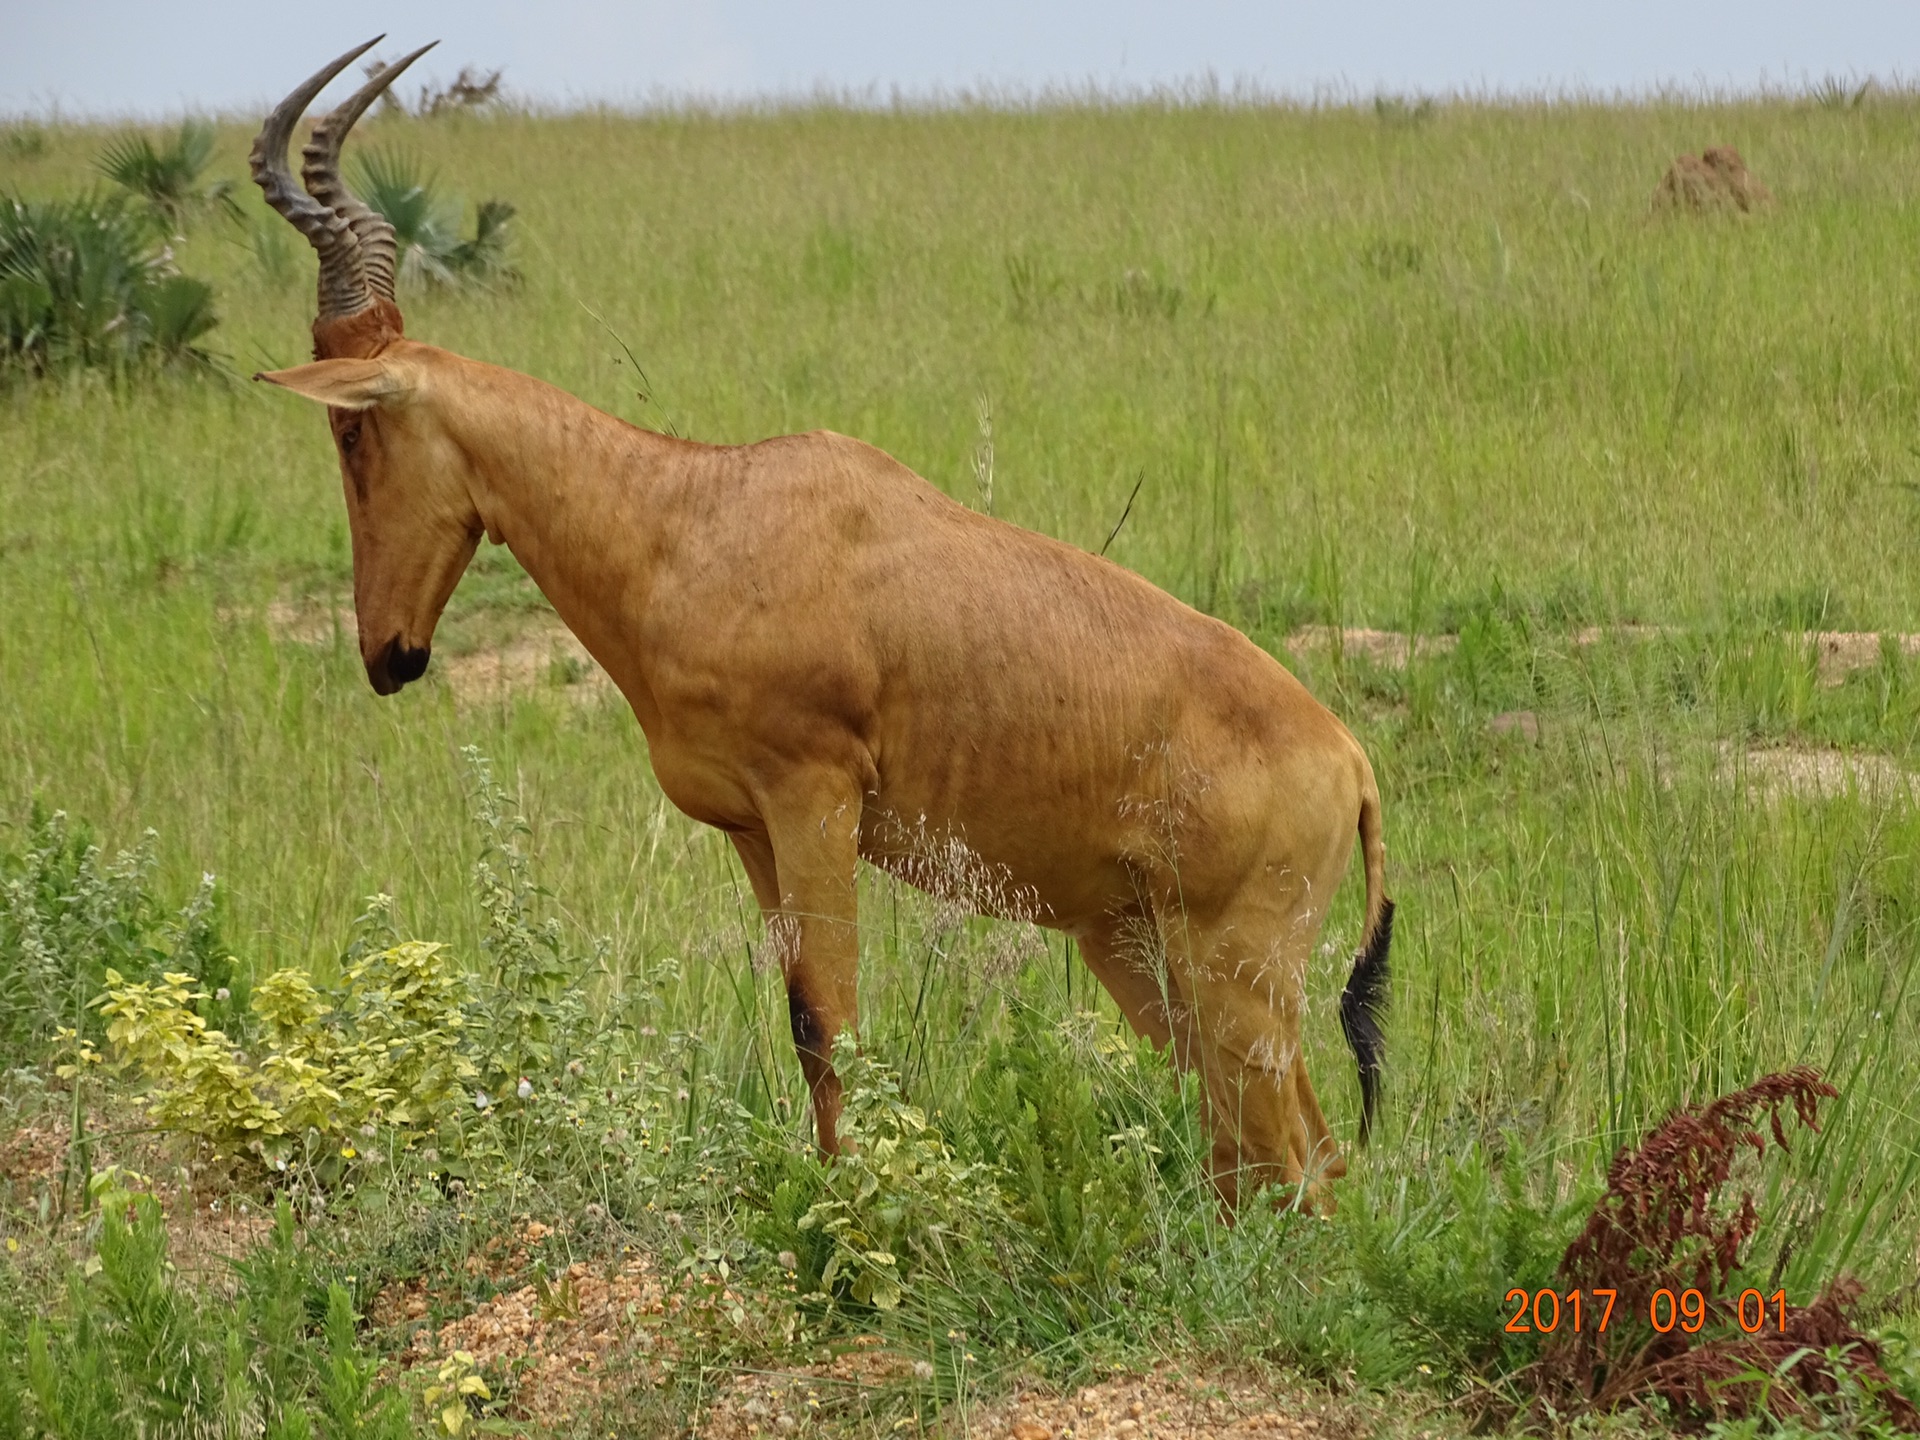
[{"left": 1652, "top": 146, "right": 1775, "bottom": 214}]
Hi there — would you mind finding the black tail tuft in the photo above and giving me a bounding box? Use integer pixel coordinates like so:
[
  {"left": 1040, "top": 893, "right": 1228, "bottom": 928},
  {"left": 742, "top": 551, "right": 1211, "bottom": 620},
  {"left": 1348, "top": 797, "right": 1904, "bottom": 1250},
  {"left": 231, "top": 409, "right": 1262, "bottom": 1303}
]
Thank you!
[{"left": 1340, "top": 898, "right": 1393, "bottom": 1144}]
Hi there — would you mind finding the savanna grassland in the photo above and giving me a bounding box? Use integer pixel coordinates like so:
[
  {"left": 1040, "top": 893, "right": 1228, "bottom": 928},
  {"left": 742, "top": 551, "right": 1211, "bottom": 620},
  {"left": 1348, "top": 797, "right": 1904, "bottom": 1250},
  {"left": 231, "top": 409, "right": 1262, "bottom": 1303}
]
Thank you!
[{"left": 4, "top": 85, "right": 1920, "bottom": 1439}]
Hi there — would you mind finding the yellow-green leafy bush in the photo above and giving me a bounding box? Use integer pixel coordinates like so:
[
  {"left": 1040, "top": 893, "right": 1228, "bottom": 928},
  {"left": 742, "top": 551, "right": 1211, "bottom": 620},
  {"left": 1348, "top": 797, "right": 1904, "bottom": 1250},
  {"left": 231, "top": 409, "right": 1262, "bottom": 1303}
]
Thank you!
[
  {"left": 94, "top": 940, "right": 476, "bottom": 1166},
  {"left": 94, "top": 970, "right": 280, "bottom": 1140}
]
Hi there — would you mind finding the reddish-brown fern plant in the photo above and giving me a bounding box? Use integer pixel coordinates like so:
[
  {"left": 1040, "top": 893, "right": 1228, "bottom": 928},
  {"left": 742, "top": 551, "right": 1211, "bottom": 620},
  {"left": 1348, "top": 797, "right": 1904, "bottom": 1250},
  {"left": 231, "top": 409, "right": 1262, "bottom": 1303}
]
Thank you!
[{"left": 1541, "top": 1068, "right": 1915, "bottom": 1429}]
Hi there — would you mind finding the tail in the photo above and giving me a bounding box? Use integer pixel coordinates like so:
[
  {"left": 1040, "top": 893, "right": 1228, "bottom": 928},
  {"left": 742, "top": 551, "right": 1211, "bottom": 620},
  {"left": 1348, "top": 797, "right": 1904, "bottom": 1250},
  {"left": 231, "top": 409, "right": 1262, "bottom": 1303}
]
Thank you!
[{"left": 1339, "top": 777, "right": 1392, "bottom": 1144}]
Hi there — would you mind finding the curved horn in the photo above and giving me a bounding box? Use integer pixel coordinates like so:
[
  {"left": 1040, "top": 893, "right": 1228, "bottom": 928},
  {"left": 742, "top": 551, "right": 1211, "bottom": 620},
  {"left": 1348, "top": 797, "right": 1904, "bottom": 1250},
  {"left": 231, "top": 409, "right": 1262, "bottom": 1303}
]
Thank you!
[
  {"left": 250, "top": 37, "right": 385, "bottom": 320},
  {"left": 302, "top": 42, "right": 438, "bottom": 303}
]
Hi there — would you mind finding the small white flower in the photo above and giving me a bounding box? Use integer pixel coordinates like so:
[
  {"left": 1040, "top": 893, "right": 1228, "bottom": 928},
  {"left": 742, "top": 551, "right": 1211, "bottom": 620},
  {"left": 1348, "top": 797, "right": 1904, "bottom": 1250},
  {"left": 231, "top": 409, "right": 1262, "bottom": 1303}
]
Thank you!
[
  {"left": 517, "top": 1077, "right": 534, "bottom": 1100},
  {"left": 777, "top": 1250, "right": 798, "bottom": 1271},
  {"left": 912, "top": 1360, "right": 935, "bottom": 1381},
  {"left": 474, "top": 1091, "right": 490, "bottom": 1111},
  {"left": 566, "top": 1059, "right": 585, "bottom": 1078},
  {"left": 214, "top": 987, "right": 231, "bottom": 1002}
]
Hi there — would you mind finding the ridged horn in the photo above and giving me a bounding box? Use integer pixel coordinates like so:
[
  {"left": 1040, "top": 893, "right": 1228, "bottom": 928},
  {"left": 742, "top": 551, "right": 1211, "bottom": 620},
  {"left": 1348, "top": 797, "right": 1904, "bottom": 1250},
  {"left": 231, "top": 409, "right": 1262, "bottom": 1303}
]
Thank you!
[
  {"left": 302, "top": 42, "right": 438, "bottom": 303},
  {"left": 249, "top": 38, "right": 383, "bottom": 320}
]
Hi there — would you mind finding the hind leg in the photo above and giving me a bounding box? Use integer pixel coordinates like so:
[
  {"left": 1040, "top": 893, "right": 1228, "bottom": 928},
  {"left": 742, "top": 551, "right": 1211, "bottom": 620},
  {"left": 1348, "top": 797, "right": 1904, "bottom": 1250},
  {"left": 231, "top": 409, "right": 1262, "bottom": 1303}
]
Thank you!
[
  {"left": 1076, "top": 894, "right": 1344, "bottom": 1211},
  {"left": 1162, "top": 897, "right": 1345, "bottom": 1212}
]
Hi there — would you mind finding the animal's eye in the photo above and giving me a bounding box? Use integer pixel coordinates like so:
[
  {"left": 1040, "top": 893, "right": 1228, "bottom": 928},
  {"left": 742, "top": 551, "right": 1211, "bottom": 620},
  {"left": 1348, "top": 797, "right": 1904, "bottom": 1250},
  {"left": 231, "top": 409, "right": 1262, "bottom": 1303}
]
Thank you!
[{"left": 340, "top": 423, "right": 361, "bottom": 454}]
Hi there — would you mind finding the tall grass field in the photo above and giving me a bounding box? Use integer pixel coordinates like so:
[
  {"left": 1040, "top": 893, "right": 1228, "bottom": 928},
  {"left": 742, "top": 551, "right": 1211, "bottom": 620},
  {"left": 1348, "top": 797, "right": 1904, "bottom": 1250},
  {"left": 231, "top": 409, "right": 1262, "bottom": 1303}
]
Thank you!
[{"left": 3, "top": 88, "right": 1920, "bottom": 1437}]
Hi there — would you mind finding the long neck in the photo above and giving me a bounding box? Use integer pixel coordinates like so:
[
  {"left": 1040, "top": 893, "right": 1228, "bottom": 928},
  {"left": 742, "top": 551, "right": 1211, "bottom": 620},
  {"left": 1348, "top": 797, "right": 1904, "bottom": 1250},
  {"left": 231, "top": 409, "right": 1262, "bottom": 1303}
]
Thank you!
[{"left": 434, "top": 351, "right": 696, "bottom": 726}]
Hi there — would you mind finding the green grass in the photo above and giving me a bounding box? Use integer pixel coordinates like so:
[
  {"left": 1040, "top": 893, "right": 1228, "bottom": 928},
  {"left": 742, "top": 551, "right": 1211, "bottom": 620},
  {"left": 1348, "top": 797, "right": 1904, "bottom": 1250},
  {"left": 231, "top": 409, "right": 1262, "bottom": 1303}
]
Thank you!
[{"left": 4, "top": 92, "right": 1920, "bottom": 1433}]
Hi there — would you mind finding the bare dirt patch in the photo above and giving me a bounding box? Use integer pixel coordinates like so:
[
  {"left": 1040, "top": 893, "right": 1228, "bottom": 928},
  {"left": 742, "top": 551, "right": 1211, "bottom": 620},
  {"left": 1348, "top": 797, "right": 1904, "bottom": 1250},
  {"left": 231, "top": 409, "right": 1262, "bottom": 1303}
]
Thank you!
[
  {"left": 389, "top": 1252, "right": 1381, "bottom": 1440},
  {"left": 436, "top": 623, "right": 615, "bottom": 705},
  {"left": 240, "top": 597, "right": 617, "bottom": 706},
  {"left": 389, "top": 1220, "right": 790, "bottom": 1436},
  {"left": 1283, "top": 627, "right": 1457, "bottom": 667},
  {"left": 1720, "top": 743, "right": 1916, "bottom": 803},
  {"left": 1802, "top": 631, "right": 1920, "bottom": 686},
  {"left": 398, "top": 1247, "right": 672, "bottom": 1431},
  {"left": 2, "top": 1110, "right": 272, "bottom": 1282},
  {"left": 1286, "top": 622, "right": 1678, "bottom": 668},
  {"left": 1488, "top": 709, "right": 1541, "bottom": 743},
  {"left": 954, "top": 1371, "right": 1372, "bottom": 1440},
  {"left": 0, "top": 1114, "right": 71, "bottom": 1199},
  {"left": 694, "top": 1336, "right": 928, "bottom": 1439},
  {"left": 694, "top": 1364, "right": 1384, "bottom": 1440},
  {"left": 1574, "top": 627, "right": 1919, "bottom": 687},
  {"left": 1568, "top": 623, "right": 1674, "bottom": 649},
  {"left": 260, "top": 598, "right": 357, "bottom": 645},
  {"left": 1289, "top": 624, "right": 1919, "bottom": 688}
]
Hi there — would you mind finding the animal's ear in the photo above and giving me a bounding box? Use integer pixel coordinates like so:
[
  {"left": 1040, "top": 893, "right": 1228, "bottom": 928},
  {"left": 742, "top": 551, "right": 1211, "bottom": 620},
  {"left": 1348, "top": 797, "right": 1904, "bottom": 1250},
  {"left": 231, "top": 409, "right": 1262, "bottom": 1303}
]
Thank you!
[{"left": 253, "top": 357, "right": 412, "bottom": 410}]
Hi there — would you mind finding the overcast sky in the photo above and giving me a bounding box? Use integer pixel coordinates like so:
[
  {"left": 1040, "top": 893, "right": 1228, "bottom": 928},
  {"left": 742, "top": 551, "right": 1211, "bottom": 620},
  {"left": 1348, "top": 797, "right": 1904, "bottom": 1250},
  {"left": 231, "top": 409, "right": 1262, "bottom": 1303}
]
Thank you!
[{"left": 5, "top": 0, "right": 1919, "bottom": 117}]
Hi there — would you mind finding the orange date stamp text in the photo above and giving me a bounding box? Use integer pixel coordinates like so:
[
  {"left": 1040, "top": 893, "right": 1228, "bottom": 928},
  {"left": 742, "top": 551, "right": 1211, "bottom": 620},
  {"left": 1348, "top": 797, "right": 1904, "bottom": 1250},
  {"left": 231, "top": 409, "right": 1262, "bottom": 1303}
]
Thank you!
[{"left": 1504, "top": 1287, "right": 1791, "bottom": 1335}]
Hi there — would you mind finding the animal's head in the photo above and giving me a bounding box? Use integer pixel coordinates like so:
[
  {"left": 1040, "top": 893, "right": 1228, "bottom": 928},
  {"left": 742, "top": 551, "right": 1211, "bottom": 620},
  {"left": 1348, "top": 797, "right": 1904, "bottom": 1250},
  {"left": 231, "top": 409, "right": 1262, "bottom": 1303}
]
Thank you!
[{"left": 250, "top": 39, "right": 483, "bottom": 696}]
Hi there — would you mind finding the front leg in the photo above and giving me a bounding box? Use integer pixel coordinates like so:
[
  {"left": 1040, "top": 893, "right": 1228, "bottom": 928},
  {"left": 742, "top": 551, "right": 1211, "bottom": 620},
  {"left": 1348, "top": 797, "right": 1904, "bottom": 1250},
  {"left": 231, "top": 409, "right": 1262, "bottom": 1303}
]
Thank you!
[{"left": 734, "top": 772, "right": 864, "bottom": 1156}]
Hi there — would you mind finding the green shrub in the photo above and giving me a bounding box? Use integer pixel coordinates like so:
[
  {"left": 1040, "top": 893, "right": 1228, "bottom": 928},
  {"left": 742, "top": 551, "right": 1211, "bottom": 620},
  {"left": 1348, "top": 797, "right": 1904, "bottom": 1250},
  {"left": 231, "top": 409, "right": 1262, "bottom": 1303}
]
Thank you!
[
  {"left": 793, "top": 1037, "right": 1010, "bottom": 1316},
  {"left": 0, "top": 807, "right": 233, "bottom": 1062},
  {"left": 461, "top": 746, "right": 585, "bottom": 1097},
  {"left": 0, "top": 193, "right": 218, "bottom": 374},
  {"left": 94, "top": 969, "right": 283, "bottom": 1142}
]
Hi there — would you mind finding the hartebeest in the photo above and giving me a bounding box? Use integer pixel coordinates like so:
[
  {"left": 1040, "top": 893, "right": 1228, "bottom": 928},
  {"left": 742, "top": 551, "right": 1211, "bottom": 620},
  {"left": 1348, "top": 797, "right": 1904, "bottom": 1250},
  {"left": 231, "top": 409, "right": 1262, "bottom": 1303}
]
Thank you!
[{"left": 251, "top": 41, "right": 1393, "bottom": 1208}]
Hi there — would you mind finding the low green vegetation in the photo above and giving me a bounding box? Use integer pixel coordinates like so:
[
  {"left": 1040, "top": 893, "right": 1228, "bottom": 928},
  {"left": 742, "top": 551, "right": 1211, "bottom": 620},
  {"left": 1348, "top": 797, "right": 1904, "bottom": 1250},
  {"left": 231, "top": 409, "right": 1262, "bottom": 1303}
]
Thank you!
[
  {"left": 1, "top": 1181, "right": 411, "bottom": 1440},
  {"left": 0, "top": 193, "right": 219, "bottom": 373},
  {"left": 3, "top": 85, "right": 1920, "bottom": 1435}
]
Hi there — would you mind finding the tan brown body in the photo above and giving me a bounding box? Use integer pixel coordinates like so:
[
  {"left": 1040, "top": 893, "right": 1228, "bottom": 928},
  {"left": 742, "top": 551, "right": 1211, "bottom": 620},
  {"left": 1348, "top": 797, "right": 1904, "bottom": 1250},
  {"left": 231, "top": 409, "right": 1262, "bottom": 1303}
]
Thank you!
[{"left": 250, "top": 42, "right": 1393, "bottom": 1208}]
